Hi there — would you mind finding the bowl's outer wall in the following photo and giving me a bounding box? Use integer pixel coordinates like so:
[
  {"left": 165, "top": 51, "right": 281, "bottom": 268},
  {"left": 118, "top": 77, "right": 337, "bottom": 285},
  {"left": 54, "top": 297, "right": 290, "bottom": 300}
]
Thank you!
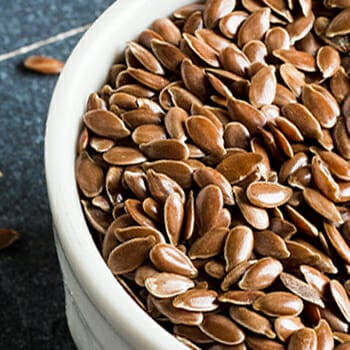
[{"left": 45, "top": 0, "right": 193, "bottom": 349}]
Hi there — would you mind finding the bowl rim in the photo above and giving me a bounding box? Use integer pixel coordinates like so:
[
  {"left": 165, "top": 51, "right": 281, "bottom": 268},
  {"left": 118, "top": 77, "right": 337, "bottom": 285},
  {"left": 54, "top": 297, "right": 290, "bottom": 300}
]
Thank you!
[{"left": 45, "top": 0, "right": 192, "bottom": 348}]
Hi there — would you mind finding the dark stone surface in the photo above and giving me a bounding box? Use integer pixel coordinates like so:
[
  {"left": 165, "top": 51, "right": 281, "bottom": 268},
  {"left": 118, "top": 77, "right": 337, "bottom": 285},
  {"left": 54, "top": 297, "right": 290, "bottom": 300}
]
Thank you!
[{"left": 0, "top": 1, "right": 113, "bottom": 349}]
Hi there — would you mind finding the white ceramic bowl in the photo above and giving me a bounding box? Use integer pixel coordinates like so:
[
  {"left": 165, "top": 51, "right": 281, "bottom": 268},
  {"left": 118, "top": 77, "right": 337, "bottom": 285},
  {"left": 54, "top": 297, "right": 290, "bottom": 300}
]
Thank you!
[{"left": 45, "top": 1, "right": 193, "bottom": 349}]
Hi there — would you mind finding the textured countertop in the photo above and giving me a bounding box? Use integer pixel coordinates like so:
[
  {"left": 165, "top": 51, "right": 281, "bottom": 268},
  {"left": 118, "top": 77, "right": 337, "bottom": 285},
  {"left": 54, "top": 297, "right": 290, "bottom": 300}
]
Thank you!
[{"left": 0, "top": 1, "right": 113, "bottom": 348}]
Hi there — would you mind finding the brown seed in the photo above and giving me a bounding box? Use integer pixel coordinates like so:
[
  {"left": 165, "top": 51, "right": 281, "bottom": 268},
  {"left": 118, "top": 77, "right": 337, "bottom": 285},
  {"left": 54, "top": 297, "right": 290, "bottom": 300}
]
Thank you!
[
  {"left": 243, "top": 40, "right": 268, "bottom": 64},
  {"left": 333, "top": 331, "right": 350, "bottom": 343},
  {"left": 189, "top": 227, "right": 229, "bottom": 259},
  {"left": 122, "top": 169, "right": 148, "bottom": 200},
  {"left": 83, "top": 109, "right": 130, "bottom": 139},
  {"left": 310, "top": 155, "right": 339, "bottom": 201},
  {"left": 182, "top": 191, "right": 195, "bottom": 241},
  {"left": 249, "top": 66, "right": 277, "bottom": 108},
  {"left": 330, "top": 68, "right": 350, "bottom": 104},
  {"left": 282, "top": 103, "right": 322, "bottom": 140},
  {"left": 196, "top": 184, "right": 224, "bottom": 234},
  {"left": 142, "top": 197, "right": 162, "bottom": 223},
  {"left": 0, "top": 228, "right": 19, "bottom": 250},
  {"left": 173, "top": 288, "right": 218, "bottom": 312},
  {"left": 138, "top": 29, "right": 163, "bottom": 50},
  {"left": 203, "top": 0, "right": 237, "bottom": 28},
  {"left": 134, "top": 264, "right": 159, "bottom": 287},
  {"left": 127, "top": 67, "right": 170, "bottom": 91},
  {"left": 317, "top": 45, "right": 341, "bottom": 79},
  {"left": 302, "top": 84, "right": 339, "bottom": 129},
  {"left": 326, "top": 8, "right": 350, "bottom": 37},
  {"left": 150, "top": 243, "right": 198, "bottom": 278},
  {"left": 262, "top": 0, "right": 292, "bottom": 21},
  {"left": 315, "top": 319, "right": 334, "bottom": 350},
  {"left": 102, "top": 221, "right": 121, "bottom": 261},
  {"left": 195, "top": 28, "right": 233, "bottom": 53},
  {"left": 115, "top": 226, "right": 164, "bottom": 244},
  {"left": 207, "top": 72, "right": 233, "bottom": 98},
  {"left": 239, "top": 257, "right": 283, "bottom": 290},
  {"left": 128, "top": 41, "right": 165, "bottom": 75},
  {"left": 132, "top": 124, "right": 166, "bottom": 145},
  {"left": 103, "top": 146, "right": 147, "bottom": 166},
  {"left": 245, "top": 335, "right": 284, "bottom": 350},
  {"left": 303, "top": 188, "right": 343, "bottom": 224},
  {"left": 81, "top": 200, "right": 112, "bottom": 234},
  {"left": 233, "top": 186, "right": 270, "bottom": 230},
  {"left": 124, "top": 199, "right": 156, "bottom": 228},
  {"left": 229, "top": 305, "right": 275, "bottom": 338},
  {"left": 287, "top": 327, "right": 317, "bottom": 350},
  {"left": 116, "top": 84, "right": 155, "bottom": 98},
  {"left": 227, "top": 97, "right": 267, "bottom": 134},
  {"left": 76, "top": 151, "right": 104, "bottom": 198},
  {"left": 204, "top": 260, "right": 226, "bottom": 279},
  {"left": 253, "top": 230, "right": 290, "bottom": 259},
  {"left": 280, "top": 272, "right": 325, "bottom": 308},
  {"left": 274, "top": 316, "right": 304, "bottom": 342},
  {"left": 274, "top": 117, "right": 304, "bottom": 142},
  {"left": 24, "top": 55, "right": 64, "bottom": 74},
  {"left": 253, "top": 292, "right": 304, "bottom": 317},
  {"left": 320, "top": 307, "right": 349, "bottom": 333},
  {"left": 173, "top": 324, "right": 213, "bottom": 345},
  {"left": 185, "top": 116, "right": 225, "bottom": 157},
  {"left": 217, "top": 152, "right": 262, "bottom": 184},
  {"left": 168, "top": 86, "right": 203, "bottom": 112},
  {"left": 150, "top": 296, "right": 203, "bottom": 326},
  {"left": 175, "top": 335, "right": 203, "bottom": 349},
  {"left": 221, "top": 260, "right": 257, "bottom": 291},
  {"left": 273, "top": 49, "right": 316, "bottom": 72},
  {"left": 246, "top": 181, "right": 292, "bottom": 208},
  {"left": 89, "top": 136, "right": 115, "bottom": 153},
  {"left": 335, "top": 342, "right": 350, "bottom": 350},
  {"left": 219, "top": 11, "right": 248, "bottom": 39},
  {"left": 151, "top": 17, "right": 181, "bottom": 45},
  {"left": 237, "top": 8, "right": 271, "bottom": 48},
  {"left": 151, "top": 39, "right": 187, "bottom": 72},
  {"left": 194, "top": 167, "right": 234, "bottom": 205},
  {"left": 274, "top": 83, "right": 297, "bottom": 107},
  {"left": 145, "top": 272, "right": 194, "bottom": 298},
  {"left": 218, "top": 290, "right": 265, "bottom": 305},
  {"left": 219, "top": 46, "right": 250, "bottom": 77},
  {"left": 324, "top": 222, "right": 350, "bottom": 265},
  {"left": 163, "top": 106, "right": 188, "bottom": 142},
  {"left": 146, "top": 169, "right": 185, "bottom": 204},
  {"left": 333, "top": 117, "right": 350, "bottom": 160},
  {"left": 224, "top": 225, "right": 254, "bottom": 271},
  {"left": 316, "top": 149, "right": 350, "bottom": 181},
  {"left": 199, "top": 314, "right": 245, "bottom": 346},
  {"left": 265, "top": 27, "right": 290, "bottom": 53},
  {"left": 143, "top": 160, "right": 193, "bottom": 189},
  {"left": 107, "top": 236, "right": 155, "bottom": 275},
  {"left": 183, "top": 33, "right": 220, "bottom": 67},
  {"left": 299, "top": 265, "right": 330, "bottom": 298},
  {"left": 181, "top": 59, "right": 211, "bottom": 100},
  {"left": 86, "top": 92, "right": 107, "bottom": 111},
  {"left": 224, "top": 122, "right": 250, "bottom": 150},
  {"left": 270, "top": 217, "right": 297, "bottom": 239},
  {"left": 140, "top": 139, "right": 189, "bottom": 161},
  {"left": 250, "top": 138, "right": 271, "bottom": 180},
  {"left": 183, "top": 11, "right": 204, "bottom": 34},
  {"left": 164, "top": 193, "right": 184, "bottom": 246},
  {"left": 121, "top": 108, "right": 162, "bottom": 129},
  {"left": 286, "top": 11, "right": 315, "bottom": 45}
]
